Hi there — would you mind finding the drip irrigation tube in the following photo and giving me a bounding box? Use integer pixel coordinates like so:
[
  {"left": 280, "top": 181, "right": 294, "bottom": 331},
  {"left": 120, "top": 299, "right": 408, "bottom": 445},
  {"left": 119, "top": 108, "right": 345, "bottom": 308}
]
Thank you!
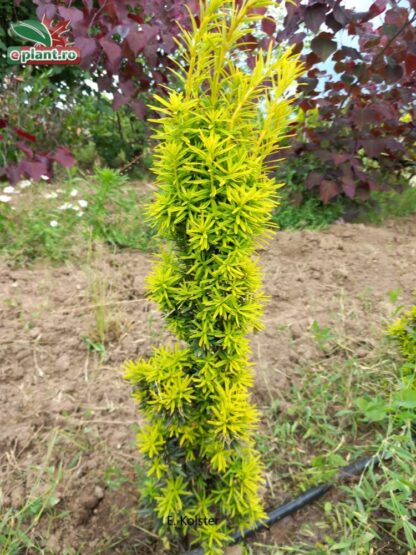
[{"left": 185, "top": 454, "right": 379, "bottom": 555}]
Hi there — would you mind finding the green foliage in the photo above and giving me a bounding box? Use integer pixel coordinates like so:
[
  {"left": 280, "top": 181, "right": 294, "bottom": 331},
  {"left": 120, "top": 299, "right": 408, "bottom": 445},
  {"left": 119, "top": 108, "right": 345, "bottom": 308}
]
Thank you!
[
  {"left": 356, "top": 184, "right": 416, "bottom": 225},
  {"left": 388, "top": 304, "right": 416, "bottom": 363},
  {"left": 65, "top": 94, "right": 149, "bottom": 174},
  {"left": 0, "top": 66, "right": 149, "bottom": 175},
  {"left": 124, "top": 1, "right": 302, "bottom": 552},
  {"left": 0, "top": 433, "right": 62, "bottom": 555},
  {"left": 0, "top": 167, "right": 156, "bottom": 264},
  {"left": 85, "top": 167, "right": 156, "bottom": 250},
  {"left": 311, "top": 320, "right": 337, "bottom": 352}
]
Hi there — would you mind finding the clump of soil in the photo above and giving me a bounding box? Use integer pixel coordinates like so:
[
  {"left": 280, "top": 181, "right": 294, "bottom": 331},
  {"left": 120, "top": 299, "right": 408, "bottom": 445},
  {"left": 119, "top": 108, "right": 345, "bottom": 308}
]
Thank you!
[{"left": 1, "top": 216, "right": 415, "bottom": 554}]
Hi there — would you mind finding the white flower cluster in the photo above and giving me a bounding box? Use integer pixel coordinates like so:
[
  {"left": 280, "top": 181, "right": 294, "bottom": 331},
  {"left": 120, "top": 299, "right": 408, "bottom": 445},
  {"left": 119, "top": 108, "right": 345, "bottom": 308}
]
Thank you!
[
  {"left": 0, "top": 184, "right": 19, "bottom": 203},
  {"left": 0, "top": 179, "right": 90, "bottom": 228}
]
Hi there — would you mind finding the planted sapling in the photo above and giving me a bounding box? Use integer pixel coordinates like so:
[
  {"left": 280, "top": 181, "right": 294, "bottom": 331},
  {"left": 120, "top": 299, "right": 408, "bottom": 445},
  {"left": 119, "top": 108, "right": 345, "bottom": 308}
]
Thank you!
[{"left": 124, "top": 0, "right": 302, "bottom": 552}]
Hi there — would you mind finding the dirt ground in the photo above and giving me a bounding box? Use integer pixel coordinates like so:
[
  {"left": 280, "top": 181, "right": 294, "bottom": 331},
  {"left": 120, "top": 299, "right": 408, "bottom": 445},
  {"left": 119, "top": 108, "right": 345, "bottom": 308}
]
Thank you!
[{"left": 1, "top": 215, "right": 415, "bottom": 554}]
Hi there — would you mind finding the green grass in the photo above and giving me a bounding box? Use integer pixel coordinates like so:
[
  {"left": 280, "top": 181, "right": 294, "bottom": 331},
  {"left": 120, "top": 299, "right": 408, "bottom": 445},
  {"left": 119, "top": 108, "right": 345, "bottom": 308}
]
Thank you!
[
  {"left": 250, "top": 314, "right": 416, "bottom": 554},
  {"left": 358, "top": 186, "right": 416, "bottom": 224},
  {"left": 84, "top": 167, "right": 156, "bottom": 251},
  {"left": 0, "top": 167, "right": 157, "bottom": 264},
  {"left": 0, "top": 432, "right": 63, "bottom": 555},
  {"left": 273, "top": 183, "right": 416, "bottom": 232},
  {"left": 273, "top": 191, "right": 344, "bottom": 230}
]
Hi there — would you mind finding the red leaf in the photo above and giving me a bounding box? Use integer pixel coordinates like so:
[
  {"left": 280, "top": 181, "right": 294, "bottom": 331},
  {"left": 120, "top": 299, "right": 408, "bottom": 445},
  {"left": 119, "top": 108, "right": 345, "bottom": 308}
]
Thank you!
[
  {"left": 43, "top": 17, "right": 72, "bottom": 48},
  {"left": 248, "top": 6, "right": 267, "bottom": 15},
  {"left": 299, "top": 98, "right": 316, "bottom": 111},
  {"left": 126, "top": 24, "right": 159, "bottom": 55},
  {"left": 261, "top": 16, "right": 276, "bottom": 35},
  {"left": 304, "top": 4, "right": 327, "bottom": 33},
  {"left": 311, "top": 33, "right": 337, "bottom": 61},
  {"left": 306, "top": 172, "right": 323, "bottom": 189},
  {"left": 99, "top": 38, "right": 122, "bottom": 71},
  {"left": 112, "top": 93, "right": 129, "bottom": 110},
  {"left": 325, "top": 13, "right": 342, "bottom": 33},
  {"left": 120, "top": 79, "right": 135, "bottom": 97},
  {"left": 247, "top": 55, "right": 256, "bottom": 70},
  {"left": 405, "top": 53, "right": 416, "bottom": 74},
  {"left": 53, "top": 147, "right": 75, "bottom": 168},
  {"left": 13, "top": 127, "right": 36, "bottom": 143},
  {"left": 36, "top": 5, "right": 56, "bottom": 19},
  {"left": 57, "top": 6, "right": 84, "bottom": 24},
  {"left": 16, "top": 141, "right": 33, "bottom": 158},
  {"left": 0, "top": 119, "right": 7, "bottom": 129},
  {"left": 333, "top": 5, "right": 351, "bottom": 25},
  {"left": 320, "top": 180, "right": 340, "bottom": 203},
  {"left": 127, "top": 13, "right": 144, "bottom": 24},
  {"left": 373, "top": 103, "right": 395, "bottom": 120},
  {"left": 238, "top": 33, "right": 258, "bottom": 52},
  {"left": 292, "top": 40, "right": 304, "bottom": 55},
  {"left": 341, "top": 177, "right": 356, "bottom": 198},
  {"left": 303, "top": 51, "right": 320, "bottom": 69},
  {"left": 19, "top": 159, "right": 48, "bottom": 181},
  {"left": 74, "top": 37, "right": 97, "bottom": 59},
  {"left": 384, "top": 63, "right": 403, "bottom": 83},
  {"left": 84, "top": 0, "right": 94, "bottom": 12},
  {"left": 351, "top": 107, "right": 375, "bottom": 127},
  {"left": 369, "top": 0, "right": 387, "bottom": 18},
  {"left": 335, "top": 46, "right": 360, "bottom": 60},
  {"left": 103, "top": 0, "right": 118, "bottom": 21},
  {"left": 132, "top": 100, "right": 147, "bottom": 119},
  {"left": 333, "top": 153, "right": 349, "bottom": 165},
  {"left": 143, "top": 43, "right": 158, "bottom": 67},
  {"left": 360, "top": 139, "right": 384, "bottom": 158},
  {"left": 5, "top": 163, "right": 22, "bottom": 185}
]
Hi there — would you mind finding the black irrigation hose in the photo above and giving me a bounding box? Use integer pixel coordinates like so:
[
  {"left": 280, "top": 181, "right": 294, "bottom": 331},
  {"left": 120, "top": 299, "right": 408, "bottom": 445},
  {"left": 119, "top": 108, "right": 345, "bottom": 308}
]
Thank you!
[{"left": 185, "top": 454, "right": 380, "bottom": 555}]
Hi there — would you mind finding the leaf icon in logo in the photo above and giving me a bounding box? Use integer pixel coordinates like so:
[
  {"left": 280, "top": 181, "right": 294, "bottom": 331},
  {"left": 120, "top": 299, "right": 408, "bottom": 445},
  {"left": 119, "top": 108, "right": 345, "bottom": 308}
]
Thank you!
[{"left": 10, "top": 20, "right": 52, "bottom": 47}]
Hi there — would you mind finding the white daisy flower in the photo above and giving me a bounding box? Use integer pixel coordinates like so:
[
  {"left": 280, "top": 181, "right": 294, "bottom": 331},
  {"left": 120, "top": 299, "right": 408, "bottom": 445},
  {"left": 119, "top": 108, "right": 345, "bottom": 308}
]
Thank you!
[
  {"left": 18, "top": 179, "right": 32, "bottom": 189},
  {"left": 58, "top": 202, "right": 74, "bottom": 210},
  {"left": 49, "top": 220, "right": 59, "bottom": 227},
  {"left": 70, "top": 189, "right": 78, "bottom": 197},
  {"left": 78, "top": 199, "right": 88, "bottom": 208},
  {"left": 40, "top": 175, "right": 50, "bottom": 181},
  {"left": 0, "top": 195, "right": 12, "bottom": 203},
  {"left": 3, "top": 186, "right": 16, "bottom": 194}
]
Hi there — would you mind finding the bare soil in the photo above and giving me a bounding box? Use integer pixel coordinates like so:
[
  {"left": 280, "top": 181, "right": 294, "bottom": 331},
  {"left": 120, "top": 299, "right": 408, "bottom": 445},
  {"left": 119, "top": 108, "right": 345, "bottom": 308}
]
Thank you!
[{"left": 1, "top": 216, "right": 415, "bottom": 554}]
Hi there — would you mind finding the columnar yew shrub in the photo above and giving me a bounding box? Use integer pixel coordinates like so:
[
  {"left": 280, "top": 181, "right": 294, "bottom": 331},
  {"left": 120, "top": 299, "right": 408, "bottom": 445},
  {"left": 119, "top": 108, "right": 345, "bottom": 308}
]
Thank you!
[{"left": 124, "top": 1, "right": 302, "bottom": 552}]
